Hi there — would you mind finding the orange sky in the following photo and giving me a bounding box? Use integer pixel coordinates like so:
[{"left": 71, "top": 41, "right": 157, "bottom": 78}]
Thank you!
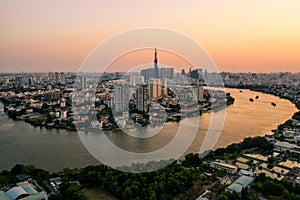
[
  {"left": 1, "top": 0, "right": 300, "bottom": 73},
  {"left": 106, "top": 49, "right": 192, "bottom": 73}
]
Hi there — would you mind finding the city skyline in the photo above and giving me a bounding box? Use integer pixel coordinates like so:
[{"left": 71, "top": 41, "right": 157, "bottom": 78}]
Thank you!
[
  {"left": 1, "top": 1, "right": 300, "bottom": 73},
  {"left": 1, "top": 1, "right": 300, "bottom": 199}
]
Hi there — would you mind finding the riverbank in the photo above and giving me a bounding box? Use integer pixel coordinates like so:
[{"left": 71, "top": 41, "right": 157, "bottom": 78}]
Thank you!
[
  {"left": 0, "top": 118, "right": 299, "bottom": 200},
  {"left": 225, "top": 84, "right": 300, "bottom": 110},
  {"left": 0, "top": 90, "right": 235, "bottom": 132},
  {"left": 0, "top": 88, "right": 296, "bottom": 172}
]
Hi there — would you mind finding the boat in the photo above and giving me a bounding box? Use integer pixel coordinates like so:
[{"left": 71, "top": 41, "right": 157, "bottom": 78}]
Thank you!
[
  {"left": 271, "top": 102, "right": 276, "bottom": 106},
  {"left": 255, "top": 95, "right": 259, "bottom": 99},
  {"left": 249, "top": 98, "right": 254, "bottom": 102}
]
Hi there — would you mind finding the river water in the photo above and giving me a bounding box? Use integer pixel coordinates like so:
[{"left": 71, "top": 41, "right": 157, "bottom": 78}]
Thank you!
[{"left": 0, "top": 88, "right": 297, "bottom": 171}]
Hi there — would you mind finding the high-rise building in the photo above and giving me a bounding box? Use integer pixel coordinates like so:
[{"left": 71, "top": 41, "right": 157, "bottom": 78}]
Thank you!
[
  {"left": 130, "top": 75, "right": 144, "bottom": 86},
  {"left": 192, "top": 85, "right": 205, "bottom": 102},
  {"left": 154, "top": 48, "right": 159, "bottom": 78},
  {"left": 60, "top": 72, "right": 65, "bottom": 84},
  {"left": 48, "top": 72, "right": 54, "bottom": 83},
  {"left": 141, "top": 68, "right": 154, "bottom": 81},
  {"left": 114, "top": 82, "right": 129, "bottom": 113},
  {"left": 160, "top": 68, "right": 174, "bottom": 79},
  {"left": 136, "top": 84, "right": 149, "bottom": 112},
  {"left": 161, "top": 78, "right": 168, "bottom": 97},
  {"left": 148, "top": 79, "right": 162, "bottom": 99},
  {"left": 76, "top": 76, "right": 87, "bottom": 89},
  {"left": 55, "top": 72, "right": 60, "bottom": 84}
]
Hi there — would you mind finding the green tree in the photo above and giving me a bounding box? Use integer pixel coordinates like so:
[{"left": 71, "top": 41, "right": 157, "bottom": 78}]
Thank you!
[
  {"left": 281, "top": 189, "right": 290, "bottom": 199},
  {"left": 217, "top": 194, "right": 228, "bottom": 200}
]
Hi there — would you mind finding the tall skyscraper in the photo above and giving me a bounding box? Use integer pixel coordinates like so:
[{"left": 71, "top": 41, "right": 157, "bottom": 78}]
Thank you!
[
  {"left": 77, "top": 76, "right": 87, "bottom": 89},
  {"left": 60, "top": 72, "right": 65, "bottom": 84},
  {"left": 55, "top": 72, "right": 60, "bottom": 84},
  {"left": 154, "top": 48, "right": 159, "bottom": 78},
  {"left": 148, "top": 79, "right": 162, "bottom": 100},
  {"left": 161, "top": 78, "right": 168, "bottom": 97},
  {"left": 114, "top": 82, "right": 129, "bottom": 113},
  {"left": 141, "top": 68, "right": 154, "bottom": 81},
  {"left": 192, "top": 85, "right": 205, "bottom": 102},
  {"left": 136, "top": 84, "right": 149, "bottom": 112},
  {"left": 130, "top": 75, "right": 144, "bottom": 86},
  {"left": 160, "top": 68, "right": 174, "bottom": 79}
]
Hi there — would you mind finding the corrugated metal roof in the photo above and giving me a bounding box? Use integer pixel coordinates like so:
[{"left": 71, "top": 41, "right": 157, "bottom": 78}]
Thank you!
[
  {"left": 227, "top": 183, "right": 243, "bottom": 193},
  {"left": 6, "top": 186, "right": 28, "bottom": 200},
  {"left": 226, "top": 175, "right": 254, "bottom": 193},
  {"left": 0, "top": 191, "right": 12, "bottom": 200}
]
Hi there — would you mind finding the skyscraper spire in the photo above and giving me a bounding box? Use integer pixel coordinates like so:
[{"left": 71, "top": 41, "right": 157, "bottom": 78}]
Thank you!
[
  {"left": 154, "top": 48, "right": 157, "bottom": 63},
  {"left": 154, "top": 48, "right": 158, "bottom": 78}
]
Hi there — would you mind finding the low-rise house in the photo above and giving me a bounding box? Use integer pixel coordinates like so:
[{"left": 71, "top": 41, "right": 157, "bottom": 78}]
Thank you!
[
  {"left": 50, "top": 177, "right": 62, "bottom": 192},
  {"left": 274, "top": 141, "right": 300, "bottom": 154},
  {"left": 210, "top": 160, "right": 238, "bottom": 174},
  {"left": 238, "top": 169, "right": 254, "bottom": 177},
  {"left": 283, "top": 130, "right": 296, "bottom": 138}
]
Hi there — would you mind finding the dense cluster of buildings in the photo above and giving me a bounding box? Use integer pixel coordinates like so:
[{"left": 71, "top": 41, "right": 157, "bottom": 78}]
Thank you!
[{"left": 0, "top": 48, "right": 224, "bottom": 131}]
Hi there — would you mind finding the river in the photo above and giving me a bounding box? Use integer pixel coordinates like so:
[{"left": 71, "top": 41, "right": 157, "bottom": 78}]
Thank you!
[{"left": 0, "top": 88, "right": 297, "bottom": 171}]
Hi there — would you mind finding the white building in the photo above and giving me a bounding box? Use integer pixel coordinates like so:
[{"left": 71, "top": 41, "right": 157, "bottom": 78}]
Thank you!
[
  {"left": 130, "top": 75, "right": 144, "bottom": 86},
  {"left": 114, "top": 82, "right": 129, "bottom": 113}
]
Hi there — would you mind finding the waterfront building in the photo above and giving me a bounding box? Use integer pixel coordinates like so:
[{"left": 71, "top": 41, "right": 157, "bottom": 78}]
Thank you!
[{"left": 192, "top": 85, "right": 205, "bottom": 102}]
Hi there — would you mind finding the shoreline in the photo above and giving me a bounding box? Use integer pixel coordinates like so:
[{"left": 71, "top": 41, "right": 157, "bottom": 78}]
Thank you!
[
  {"left": 0, "top": 91, "right": 235, "bottom": 132},
  {"left": 225, "top": 85, "right": 300, "bottom": 110},
  {"left": 0, "top": 87, "right": 297, "bottom": 172}
]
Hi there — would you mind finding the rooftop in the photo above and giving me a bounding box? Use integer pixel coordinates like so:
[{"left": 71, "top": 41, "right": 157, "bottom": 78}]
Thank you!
[
  {"left": 226, "top": 175, "right": 254, "bottom": 193},
  {"left": 0, "top": 181, "right": 46, "bottom": 200}
]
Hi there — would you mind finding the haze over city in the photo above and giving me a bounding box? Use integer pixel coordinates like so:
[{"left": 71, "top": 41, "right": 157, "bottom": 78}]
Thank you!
[
  {"left": 1, "top": 0, "right": 300, "bottom": 73},
  {"left": 2, "top": 1, "right": 300, "bottom": 199}
]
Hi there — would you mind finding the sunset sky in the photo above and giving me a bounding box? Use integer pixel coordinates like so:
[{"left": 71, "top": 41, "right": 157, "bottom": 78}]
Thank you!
[{"left": 1, "top": 0, "right": 300, "bottom": 73}]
